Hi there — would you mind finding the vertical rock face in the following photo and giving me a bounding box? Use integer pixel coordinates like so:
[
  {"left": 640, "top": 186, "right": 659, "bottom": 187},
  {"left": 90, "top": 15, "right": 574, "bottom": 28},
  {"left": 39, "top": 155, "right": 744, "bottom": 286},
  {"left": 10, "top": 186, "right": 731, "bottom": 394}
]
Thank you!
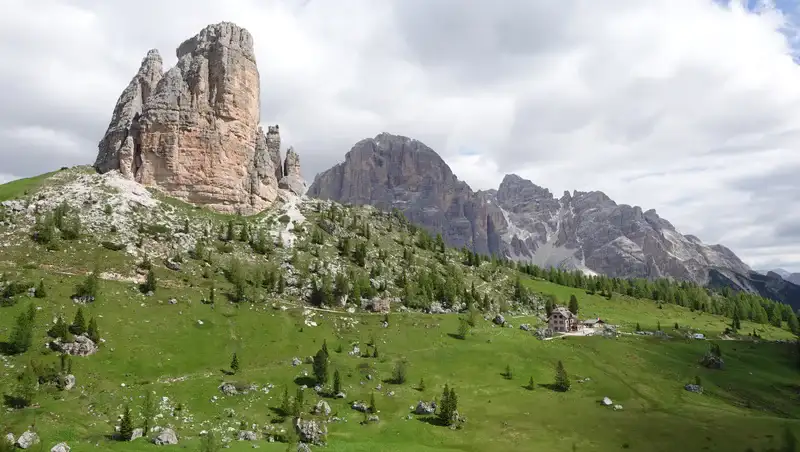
[
  {"left": 95, "top": 50, "right": 163, "bottom": 176},
  {"left": 307, "top": 133, "right": 498, "bottom": 254},
  {"left": 95, "top": 22, "right": 302, "bottom": 214},
  {"left": 279, "top": 146, "right": 307, "bottom": 195}
]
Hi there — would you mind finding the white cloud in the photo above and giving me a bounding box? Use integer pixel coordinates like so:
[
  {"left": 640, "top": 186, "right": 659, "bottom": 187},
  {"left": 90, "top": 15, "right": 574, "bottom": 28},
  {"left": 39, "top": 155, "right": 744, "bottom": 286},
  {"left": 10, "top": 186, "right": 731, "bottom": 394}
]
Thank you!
[{"left": 0, "top": 0, "right": 799, "bottom": 270}]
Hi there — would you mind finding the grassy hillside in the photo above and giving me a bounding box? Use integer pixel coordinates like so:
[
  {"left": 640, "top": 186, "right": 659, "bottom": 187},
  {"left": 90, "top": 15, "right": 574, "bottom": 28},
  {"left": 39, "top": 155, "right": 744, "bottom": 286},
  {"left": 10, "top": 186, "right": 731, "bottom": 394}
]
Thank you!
[{"left": 0, "top": 169, "right": 798, "bottom": 452}]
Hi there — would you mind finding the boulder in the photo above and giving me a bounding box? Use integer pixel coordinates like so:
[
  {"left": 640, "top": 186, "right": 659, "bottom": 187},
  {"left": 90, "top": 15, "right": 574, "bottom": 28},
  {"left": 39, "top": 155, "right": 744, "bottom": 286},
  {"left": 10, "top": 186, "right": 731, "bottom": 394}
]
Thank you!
[
  {"left": 601, "top": 397, "right": 612, "bottom": 406},
  {"left": 366, "top": 414, "right": 380, "bottom": 423},
  {"left": 131, "top": 428, "right": 143, "bottom": 441},
  {"left": 297, "top": 443, "right": 312, "bottom": 452},
  {"left": 700, "top": 353, "right": 725, "bottom": 370},
  {"left": 237, "top": 431, "right": 258, "bottom": 441},
  {"left": 63, "top": 374, "right": 76, "bottom": 390},
  {"left": 293, "top": 418, "right": 327, "bottom": 445},
  {"left": 152, "top": 428, "right": 178, "bottom": 445},
  {"left": 335, "top": 392, "right": 347, "bottom": 399},
  {"left": 414, "top": 401, "right": 436, "bottom": 415},
  {"left": 351, "top": 401, "right": 369, "bottom": 413},
  {"left": 5, "top": 433, "right": 14, "bottom": 445},
  {"left": 313, "top": 400, "right": 331, "bottom": 416},
  {"left": 165, "top": 260, "right": 181, "bottom": 272},
  {"left": 520, "top": 324, "right": 531, "bottom": 331},
  {"left": 218, "top": 383, "right": 238, "bottom": 396},
  {"left": 50, "top": 442, "right": 70, "bottom": 452},
  {"left": 292, "top": 357, "right": 302, "bottom": 366},
  {"left": 684, "top": 384, "right": 703, "bottom": 394},
  {"left": 16, "top": 431, "right": 39, "bottom": 449},
  {"left": 52, "top": 335, "right": 98, "bottom": 356},
  {"left": 493, "top": 314, "right": 505, "bottom": 326}
]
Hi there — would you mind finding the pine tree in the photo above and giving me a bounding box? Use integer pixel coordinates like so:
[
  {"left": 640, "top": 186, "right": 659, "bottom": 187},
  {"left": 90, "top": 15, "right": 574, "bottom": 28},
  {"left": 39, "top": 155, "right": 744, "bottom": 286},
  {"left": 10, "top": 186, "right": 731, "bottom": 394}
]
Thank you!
[
  {"left": 457, "top": 317, "right": 470, "bottom": 339},
  {"left": 657, "top": 321, "right": 661, "bottom": 331},
  {"left": 732, "top": 309, "right": 742, "bottom": 331},
  {"left": 142, "top": 390, "right": 156, "bottom": 435},
  {"left": 313, "top": 348, "right": 329, "bottom": 385},
  {"left": 142, "top": 269, "right": 157, "bottom": 294},
  {"left": 392, "top": 360, "right": 407, "bottom": 384},
  {"left": 568, "top": 294, "right": 579, "bottom": 315},
  {"left": 87, "top": 317, "right": 100, "bottom": 343},
  {"left": 437, "top": 384, "right": 458, "bottom": 426},
  {"left": 636, "top": 322, "right": 642, "bottom": 332},
  {"left": 119, "top": 405, "right": 134, "bottom": 440},
  {"left": 372, "top": 345, "right": 379, "bottom": 358},
  {"left": 555, "top": 360, "right": 570, "bottom": 392},
  {"left": 18, "top": 364, "right": 38, "bottom": 407},
  {"left": 10, "top": 304, "right": 36, "bottom": 354},
  {"left": 199, "top": 430, "right": 220, "bottom": 452},
  {"left": 504, "top": 364, "right": 512, "bottom": 380},
  {"left": 279, "top": 386, "right": 291, "bottom": 417},
  {"left": 333, "top": 369, "right": 342, "bottom": 394},
  {"left": 674, "top": 322, "right": 680, "bottom": 330},
  {"left": 70, "top": 307, "right": 86, "bottom": 335},
  {"left": 369, "top": 391, "right": 376, "bottom": 413},
  {"left": 528, "top": 376, "right": 535, "bottom": 390},
  {"left": 239, "top": 222, "right": 249, "bottom": 242},
  {"left": 225, "top": 220, "right": 235, "bottom": 242},
  {"left": 418, "top": 378, "right": 426, "bottom": 392},
  {"left": 182, "top": 219, "right": 190, "bottom": 234},
  {"left": 230, "top": 353, "right": 240, "bottom": 374},
  {"left": 35, "top": 279, "right": 46, "bottom": 298},
  {"left": 47, "top": 315, "right": 69, "bottom": 341},
  {"left": 293, "top": 387, "right": 304, "bottom": 416}
]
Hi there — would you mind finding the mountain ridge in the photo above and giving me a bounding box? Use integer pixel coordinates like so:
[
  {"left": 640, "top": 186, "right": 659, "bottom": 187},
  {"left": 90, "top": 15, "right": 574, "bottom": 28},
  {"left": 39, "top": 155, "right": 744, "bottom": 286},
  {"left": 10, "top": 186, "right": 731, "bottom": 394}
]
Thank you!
[{"left": 308, "top": 132, "right": 799, "bottom": 306}]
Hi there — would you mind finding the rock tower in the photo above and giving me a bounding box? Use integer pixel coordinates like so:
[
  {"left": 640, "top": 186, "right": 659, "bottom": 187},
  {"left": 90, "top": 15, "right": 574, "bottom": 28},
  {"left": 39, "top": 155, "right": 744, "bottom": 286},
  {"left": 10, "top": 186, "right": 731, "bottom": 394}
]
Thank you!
[{"left": 94, "top": 22, "right": 304, "bottom": 214}]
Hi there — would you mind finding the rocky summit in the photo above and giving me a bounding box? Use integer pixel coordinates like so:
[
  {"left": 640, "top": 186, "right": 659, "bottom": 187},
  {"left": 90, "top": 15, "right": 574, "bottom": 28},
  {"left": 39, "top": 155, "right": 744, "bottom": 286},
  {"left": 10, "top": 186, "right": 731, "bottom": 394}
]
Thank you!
[
  {"left": 95, "top": 22, "right": 304, "bottom": 214},
  {"left": 309, "top": 133, "right": 797, "bottom": 303}
]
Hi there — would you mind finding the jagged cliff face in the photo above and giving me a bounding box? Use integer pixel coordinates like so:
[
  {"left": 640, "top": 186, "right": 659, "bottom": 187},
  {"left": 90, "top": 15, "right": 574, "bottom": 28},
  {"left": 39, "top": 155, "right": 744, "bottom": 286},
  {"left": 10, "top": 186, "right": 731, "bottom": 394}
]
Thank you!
[
  {"left": 308, "top": 133, "right": 495, "bottom": 254},
  {"left": 483, "top": 174, "right": 752, "bottom": 283},
  {"left": 309, "top": 133, "right": 753, "bottom": 287},
  {"left": 95, "top": 22, "right": 304, "bottom": 214}
]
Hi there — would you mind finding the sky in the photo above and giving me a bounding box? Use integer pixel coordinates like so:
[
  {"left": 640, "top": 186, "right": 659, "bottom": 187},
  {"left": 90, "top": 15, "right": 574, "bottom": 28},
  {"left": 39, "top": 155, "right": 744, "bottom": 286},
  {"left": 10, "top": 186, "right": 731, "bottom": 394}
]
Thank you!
[{"left": 1, "top": 0, "right": 800, "bottom": 272}]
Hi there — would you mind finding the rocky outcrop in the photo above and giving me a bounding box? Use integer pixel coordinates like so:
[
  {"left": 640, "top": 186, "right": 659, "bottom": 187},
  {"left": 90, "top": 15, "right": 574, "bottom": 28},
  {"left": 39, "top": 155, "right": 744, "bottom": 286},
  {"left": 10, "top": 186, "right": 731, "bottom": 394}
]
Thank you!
[
  {"left": 308, "top": 133, "right": 773, "bottom": 298},
  {"left": 95, "top": 22, "right": 304, "bottom": 214},
  {"left": 308, "top": 133, "right": 497, "bottom": 254},
  {"left": 153, "top": 428, "right": 178, "bottom": 445},
  {"left": 279, "top": 147, "right": 307, "bottom": 196}
]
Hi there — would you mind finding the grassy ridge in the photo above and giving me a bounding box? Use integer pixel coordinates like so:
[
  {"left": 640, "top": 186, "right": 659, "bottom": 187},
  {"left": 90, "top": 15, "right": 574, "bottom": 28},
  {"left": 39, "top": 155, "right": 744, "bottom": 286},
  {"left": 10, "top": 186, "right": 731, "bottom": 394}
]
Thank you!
[{"left": 0, "top": 171, "right": 798, "bottom": 451}]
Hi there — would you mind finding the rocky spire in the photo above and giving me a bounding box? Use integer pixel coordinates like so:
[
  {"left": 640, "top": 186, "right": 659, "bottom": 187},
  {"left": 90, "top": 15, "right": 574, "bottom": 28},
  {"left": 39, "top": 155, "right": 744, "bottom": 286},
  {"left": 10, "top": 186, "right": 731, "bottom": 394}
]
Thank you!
[
  {"left": 279, "top": 146, "right": 307, "bottom": 196},
  {"left": 94, "top": 22, "right": 302, "bottom": 214},
  {"left": 94, "top": 49, "right": 163, "bottom": 176}
]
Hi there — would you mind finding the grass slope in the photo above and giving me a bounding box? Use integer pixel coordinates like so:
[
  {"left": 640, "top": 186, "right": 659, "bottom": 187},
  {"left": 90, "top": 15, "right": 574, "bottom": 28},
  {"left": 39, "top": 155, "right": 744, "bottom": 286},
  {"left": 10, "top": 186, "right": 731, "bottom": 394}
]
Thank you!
[{"left": 0, "top": 170, "right": 798, "bottom": 452}]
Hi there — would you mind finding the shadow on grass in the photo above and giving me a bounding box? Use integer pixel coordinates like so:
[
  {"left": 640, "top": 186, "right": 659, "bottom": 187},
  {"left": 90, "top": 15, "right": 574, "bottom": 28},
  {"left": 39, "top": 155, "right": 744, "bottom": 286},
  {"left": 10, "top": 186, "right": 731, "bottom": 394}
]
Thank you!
[
  {"left": 219, "top": 369, "right": 235, "bottom": 376},
  {"left": 293, "top": 376, "right": 317, "bottom": 387},
  {"left": 538, "top": 383, "right": 568, "bottom": 392},
  {"left": 0, "top": 341, "right": 15, "bottom": 355},
  {"left": 268, "top": 406, "right": 289, "bottom": 422},
  {"left": 416, "top": 415, "right": 447, "bottom": 427},
  {"left": 446, "top": 333, "right": 466, "bottom": 340},
  {"left": 3, "top": 394, "right": 28, "bottom": 409}
]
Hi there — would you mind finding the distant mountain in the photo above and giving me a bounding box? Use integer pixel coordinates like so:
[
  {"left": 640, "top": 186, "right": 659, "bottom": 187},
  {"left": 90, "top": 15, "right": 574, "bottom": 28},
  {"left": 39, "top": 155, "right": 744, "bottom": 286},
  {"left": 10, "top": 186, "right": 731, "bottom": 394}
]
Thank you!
[
  {"left": 308, "top": 132, "right": 799, "bottom": 306},
  {"left": 757, "top": 269, "right": 800, "bottom": 286}
]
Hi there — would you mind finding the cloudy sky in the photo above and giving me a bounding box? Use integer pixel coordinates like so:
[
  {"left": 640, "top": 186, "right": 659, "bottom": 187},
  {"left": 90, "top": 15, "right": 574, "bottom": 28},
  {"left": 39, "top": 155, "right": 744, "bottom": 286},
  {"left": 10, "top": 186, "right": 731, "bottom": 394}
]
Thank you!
[{"left": 2, "top": 0, "right": 800, "bottom": 271}]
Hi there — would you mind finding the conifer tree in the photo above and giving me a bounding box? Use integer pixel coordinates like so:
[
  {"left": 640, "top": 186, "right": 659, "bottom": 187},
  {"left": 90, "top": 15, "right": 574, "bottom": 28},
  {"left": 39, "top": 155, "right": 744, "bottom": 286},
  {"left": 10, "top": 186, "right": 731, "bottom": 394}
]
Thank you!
[
  {"left": 568, "top": 294, "right": 579, "bottom": 315},
  {"left": 280, "top": 386, "right": 291, "bottom": 417},
  {"left": 418, "top": 378, "right": 426, "bottom": 392},
  {"left": 333, "top": 369, "right": 342, "bottom": 394},
  {"left": 554, "top": 360, "right": 570, "bottom": 392},
  {"left": 528, "top": 376, "right": 535, "bottom": 390},
  {"left": 504, "top": 364, "right": 512, "bottom": 380},
  {"left": 369, "top": 391, "right": 376, "bottom": 413},
  {"left": 230, "top": 353, "right": 240, "bottom": 374},
  {"left": 372, "top": 345, "right": 379, "bottom": 359},
  {"left": 18, "top": 364, "right": 38, "bottom": 407},
  {"left": 293, "top": 387, "right": 304, "bottom": 416},
  {"left": 10, "top": 304, "right": 36, "bottom": 354},
  {"left": 322, "top": 339, "right": 329, "bottom": 356},
  {"left": 87, "top": 317, "right": 100, "bottom": 343},
  {"left": 200, "top": 430, "right": 220, "bottom": 452},
  {"left": 142, "top": 390, "right": 156, "bottom": 435},
  {"left": 142, "top": 269, "right": 157, "bottom": 294},
  {"left": 70, "top": 307, "right": 86, "bottom": 335},
  {"left": 119, "top": 405, "right": 134, "bottom": 440},
  {"left": 48, "top": 316, "right": 69, "bottom": 341},
  {"left": 313, "top": 348, "right": 329, "bottom": 385},
  {"left": 35, "top": 279, "right": 46, "bottom": 298}
]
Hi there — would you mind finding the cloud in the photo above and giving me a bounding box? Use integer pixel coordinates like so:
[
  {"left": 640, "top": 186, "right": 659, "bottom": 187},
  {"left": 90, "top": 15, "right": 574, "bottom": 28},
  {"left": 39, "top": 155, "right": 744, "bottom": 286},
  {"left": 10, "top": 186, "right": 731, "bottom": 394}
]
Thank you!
[{"left": 1, "top": 0, "right": 800, "bottom": 270}]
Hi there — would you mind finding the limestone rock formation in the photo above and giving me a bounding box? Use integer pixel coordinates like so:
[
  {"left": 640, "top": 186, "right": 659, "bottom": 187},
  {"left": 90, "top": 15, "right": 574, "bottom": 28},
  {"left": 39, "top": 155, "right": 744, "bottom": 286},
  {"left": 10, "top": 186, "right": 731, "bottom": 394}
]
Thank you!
[
  {"left": 308, "top": 133, "right": 496, "bottom": 254},
  {"left": 95, "top": 22, "right": 303, "bottom": 214},
  {"left": 308, "top": 132, "right": 784, "bottom": 300},
  {"left": 279, "top": 146, "right": 307, "bottom": 196}
]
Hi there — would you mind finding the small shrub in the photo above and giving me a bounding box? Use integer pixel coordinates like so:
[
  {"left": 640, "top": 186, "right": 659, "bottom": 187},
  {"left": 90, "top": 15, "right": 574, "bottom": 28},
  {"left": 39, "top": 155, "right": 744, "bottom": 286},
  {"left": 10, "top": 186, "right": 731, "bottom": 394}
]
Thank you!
[{"left": 278, "top": 215, "right": 291, "bottom": 224}]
